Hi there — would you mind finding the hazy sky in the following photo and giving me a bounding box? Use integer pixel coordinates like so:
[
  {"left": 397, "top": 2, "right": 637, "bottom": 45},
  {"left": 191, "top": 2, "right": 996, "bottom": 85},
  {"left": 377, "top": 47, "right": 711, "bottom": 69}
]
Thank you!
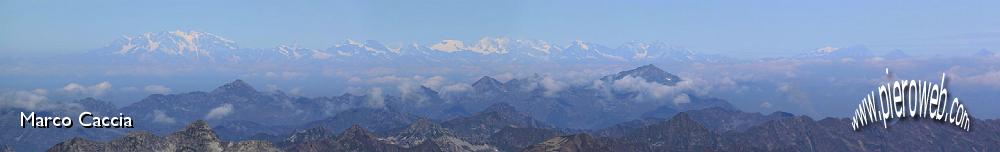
[{"left": 2, "top": 0, "right": 999, "bottom": 57}]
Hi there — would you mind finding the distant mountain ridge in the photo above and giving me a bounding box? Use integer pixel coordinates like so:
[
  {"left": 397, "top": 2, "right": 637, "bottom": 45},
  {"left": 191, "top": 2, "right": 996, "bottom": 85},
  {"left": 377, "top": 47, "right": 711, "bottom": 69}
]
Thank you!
[
  {"left": 86, "top": 30, "right": 726, "bottom": 64},
  {"left": 601, "top": 64, "right": 682, "bottom": 85}
]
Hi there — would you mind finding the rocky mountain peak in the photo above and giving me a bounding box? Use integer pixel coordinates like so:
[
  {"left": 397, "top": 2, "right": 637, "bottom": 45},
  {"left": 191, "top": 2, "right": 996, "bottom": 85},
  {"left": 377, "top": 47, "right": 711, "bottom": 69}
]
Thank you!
[
  {"left": 189, "top": 120, "right": 213, "bottom": 130},
  {"left": 399, "top": 118, "right": 451, "bottom": 138},
  {"left": 71, "top": 97, "right": 117, "bottom": 114},
  {"left": 407, "top": 118, "right": 440, "bottom": 131},
  {"left": 329, "top": 124, "right": 403, "bottom": 151},
  {"left": 524, "top": 133, "right": 610, "bottom": 152},
  {"left": 472, "top": 76, "right": 505, "bottom": 92},
  {"left": 768, "top": 111, "right": 795, "bottom": 117},
  {"left": 665, "top": 112, "right": 698, "bottom": 127},
  {"left": 339, "top": 124, "right": 376, "bottom": 140},
  {"left": 171, "top": 120, "right": 219, "bottom": 140},
  {"left": 166, "top": 120, "right": 224, "bottom": 152},
  {"left": 417, "top": 85, "right": 439, "bottom": 96},
  {"left": 284, "top": 127, "right": 333, "bottom": 144},
  {"left": 602, "top": 64, "right": 681, "bottom": 85},
  {"left": 48, "top": 119, "right": 280, "bottom": 152},
  {"left": 211, "top": 79, "right": 257, "bottom": 95}
]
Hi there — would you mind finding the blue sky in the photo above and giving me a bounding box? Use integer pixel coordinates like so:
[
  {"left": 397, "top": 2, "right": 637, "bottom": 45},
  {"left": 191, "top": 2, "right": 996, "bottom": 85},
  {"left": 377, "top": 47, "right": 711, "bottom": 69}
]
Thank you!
[{"left": 2, "top": 0, "right": 998, "bottom": 57}]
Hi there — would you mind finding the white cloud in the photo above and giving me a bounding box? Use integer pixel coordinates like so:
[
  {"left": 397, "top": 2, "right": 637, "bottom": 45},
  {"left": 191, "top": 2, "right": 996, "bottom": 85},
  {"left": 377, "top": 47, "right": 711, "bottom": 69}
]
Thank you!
[
  {"left": 422, "top": 76, "right": 446, "bottom": 89},
  {"left": 265, "top": 84, "right": 280, "bottom": 92},
  {"left": 32, "top": 89, "right": 48, "bottom": 95},
  {"left": 760, "top": 101, "right": 773, "bottom": 108},
  {"left": 368, "top": 75, "right": 404, "bottom": 84},
  {"left": 611, "top": 76, "right": 687, "bottom": 100},
  {"left": 63, "top": 83, "right": 83, "bottom": 92},
  {"left": 204, "top": 104, "right": 234, "bottom": 120},
  {"left": 289, "top": 87, "right": 303, "bottom": 96},
  {"left": 144, "top": 85, "right": 172, "bottom": 94},
  {"left": 0, "top": 89, "right": 51, "bottom": 110},
  {"left": 673, "top": 93, "right": 691, "bottom": 105},
  {"left": 777, "top": 83, "right": 792, "bottom": 92},
  {"left": 398, "top": 83, "right": 431, "bottom": 106},
  {"left": 264, "top": 71, "right": 306, "bottom": 80},
  {"left": 347, "top": 77, "right": 364, "bottom": 83},
  {"left": 540, "top": 76, "right": 565, "bottom": 97},
  {"left": 63, "top": 81, "right": 112, "bottom": 97},
  {"left": 367, "top": 88, "right": 385, "bottom": 108},
  {"left": 494, "top": 73, "right": 514, "bottom": 82},
  {"left": 441, "top": 83, "right": 472, "bottom": 93},
  {"left": 955, "top": 70, "right": 1000, "bottom": 88},
  {"left": 152, "top": 110, "right": 176, "bottom": 124}
]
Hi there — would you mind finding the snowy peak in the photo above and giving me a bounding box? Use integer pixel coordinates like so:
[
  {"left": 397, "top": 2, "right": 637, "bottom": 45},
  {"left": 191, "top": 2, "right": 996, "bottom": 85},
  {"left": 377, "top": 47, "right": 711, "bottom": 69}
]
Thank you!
[
  {"left": 429, "top": 40, "right": 465, "bottom": 52},
  {"left": 567, "top": 40, "right": 593, "bottom": 51},
  {"left": 801, "top": 45, "right": 876, "bottom": 59},
  {"left": 511, "top": 39, "right": 555, "bottom": 54},
  {"left": 274, "top": 44, "right": 314, "bottom": 59},
  {"left": 619, "top": 41, "right": 692, "bottom": 60},
  {"left": 561, "top": 40, "right": 624, "bottom": 60},
  {"left": 467, "top": 37, "right": 511, "bottom": 54},
  {"left": 327, "top": 39, "right": 395, "bottom": 58},
  {"left": 621, "top": 41, "right": 653, "bottom": 59},
  {"left": 91, "top": 31, "right": 728, "bottom": 64},
  {"left": 426, "top": 37, "right": 523, "bottom": 54},
  {"left": 106, "top": 30, "right": 238, "bottom": 57}
]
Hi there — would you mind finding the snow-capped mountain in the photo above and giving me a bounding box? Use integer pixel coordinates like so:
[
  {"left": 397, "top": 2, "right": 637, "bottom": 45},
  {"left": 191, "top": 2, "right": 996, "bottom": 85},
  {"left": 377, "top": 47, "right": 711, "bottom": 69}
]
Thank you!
[
  {"left": 797, "top": 45, "right": 877, "bottom": 59},
  {"left": 93, "top": 30, "right": 241, "bottom": 62},
  {"left": 618, "top": 41, "right": 696, "bottom": 61},
  {"left": 88, "top": 30, "right": 724, "bottom": 64}
]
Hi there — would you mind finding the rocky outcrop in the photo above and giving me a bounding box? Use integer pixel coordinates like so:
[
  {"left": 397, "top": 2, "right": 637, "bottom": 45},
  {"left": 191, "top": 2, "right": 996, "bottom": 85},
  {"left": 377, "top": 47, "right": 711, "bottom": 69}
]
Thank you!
[
  {"left": 442, "top": 103, "right": 553, "bottom": 143},
  {"left": 384, "top": 118, "right": 497, "bottom": 152},
  {"left": 47, "top": 120, "right": 279, "bottom": 152},
  {"left": 523, "top": 133, "right": 610, "bottom": 152}
]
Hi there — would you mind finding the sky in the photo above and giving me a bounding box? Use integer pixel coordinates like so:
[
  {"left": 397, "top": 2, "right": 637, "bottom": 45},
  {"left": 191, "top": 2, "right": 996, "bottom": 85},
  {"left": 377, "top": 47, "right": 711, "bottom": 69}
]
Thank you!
[{"left": 2, "top": 0, "right": 999, "bottom": 57}]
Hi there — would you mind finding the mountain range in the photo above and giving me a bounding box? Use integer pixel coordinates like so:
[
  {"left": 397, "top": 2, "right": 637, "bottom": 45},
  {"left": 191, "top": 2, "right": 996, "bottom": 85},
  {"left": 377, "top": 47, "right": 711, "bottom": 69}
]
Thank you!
[
  {"left": 41, "top": 101, "right": 1000, "bottom": 152},
  {"left": 3, "top": 64, "right": 997, "bottom": 151},
  {"left": 73, "top": 30, "right": 940, "bottom": 67},
  {"left": 79, "top": 30, "right": 756, "bottom": 65}
]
